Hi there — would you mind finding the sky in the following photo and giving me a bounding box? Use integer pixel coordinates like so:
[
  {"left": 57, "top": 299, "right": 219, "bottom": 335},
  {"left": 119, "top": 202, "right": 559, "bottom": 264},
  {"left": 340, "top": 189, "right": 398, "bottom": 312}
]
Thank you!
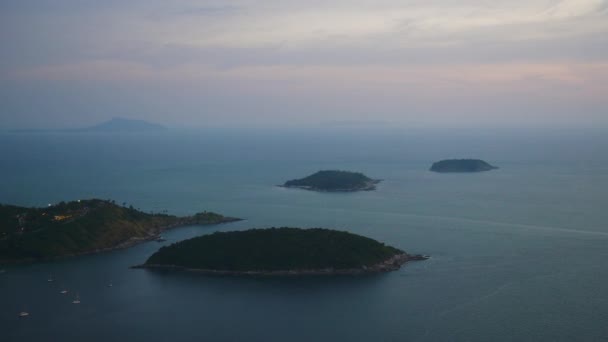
[{"left": 1, "top": 0, "right": 607, "bottom": 129}]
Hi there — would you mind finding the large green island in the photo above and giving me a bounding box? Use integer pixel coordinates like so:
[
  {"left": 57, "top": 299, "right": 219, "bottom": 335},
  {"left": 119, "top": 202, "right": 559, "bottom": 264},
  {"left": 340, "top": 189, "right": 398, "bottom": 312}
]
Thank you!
[
  {"left": 430, "top": 159, "right": 498, "bottom": 173},
  {"left": 0, "top": 199, "right": 240, "bottom": 263},
  {"left": 282, "top": 170, "right": 380, "bottom": 192},
  {"left": 135, "top": 227, "right": 428, "bottom": 275}
]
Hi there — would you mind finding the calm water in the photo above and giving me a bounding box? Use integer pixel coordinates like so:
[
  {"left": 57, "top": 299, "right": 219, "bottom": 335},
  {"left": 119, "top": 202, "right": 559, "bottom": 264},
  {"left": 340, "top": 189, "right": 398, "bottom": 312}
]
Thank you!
[{"left": 1, "top": 128, "right": 607, "bottom": 341}]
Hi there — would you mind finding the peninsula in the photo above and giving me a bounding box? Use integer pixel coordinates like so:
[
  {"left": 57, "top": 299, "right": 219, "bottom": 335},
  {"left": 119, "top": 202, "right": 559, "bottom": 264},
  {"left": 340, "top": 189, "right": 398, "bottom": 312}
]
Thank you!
[
  {"left": 430, "top": 159, "right": 498, "bottom": 173},
  {"left": 0, "top": 199, "right": 240, "bottom": 263},
  {"left": 135, "top": 227, "right": 428, "bottom": 275},
  {"left": 282, "top": 170, "right": 380, "bottom": 192}
]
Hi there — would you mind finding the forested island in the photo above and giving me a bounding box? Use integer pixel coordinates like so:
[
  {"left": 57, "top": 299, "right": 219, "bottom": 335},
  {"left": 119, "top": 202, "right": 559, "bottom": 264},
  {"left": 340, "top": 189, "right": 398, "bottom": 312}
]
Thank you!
[
  {"left": 0, "top": 199, "right": 240, "bottom": 263},
  {"left": 430, "top": 159, "right": 498, "bottom": 173},
  {"left": 136, "top": 227, "right": 428, "bottom": 275},
  {"left": 282, "top": 170, "right": 380, "bottom": 192}
]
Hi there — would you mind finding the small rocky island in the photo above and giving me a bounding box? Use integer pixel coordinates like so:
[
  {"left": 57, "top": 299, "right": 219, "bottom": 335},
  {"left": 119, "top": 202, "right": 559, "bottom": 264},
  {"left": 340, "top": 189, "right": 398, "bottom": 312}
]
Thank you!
[
  {"left": 0, "top": 199, "right": 240, "bottom": 263},
  {"left": 430, "top": 159, "right": 498, "bottom": 173},
  {"left": 282, "top": 170, "right": 380, "bottom": 192},
  {"left": 135, "top": 227, "right": 428, "bottom": 275}
]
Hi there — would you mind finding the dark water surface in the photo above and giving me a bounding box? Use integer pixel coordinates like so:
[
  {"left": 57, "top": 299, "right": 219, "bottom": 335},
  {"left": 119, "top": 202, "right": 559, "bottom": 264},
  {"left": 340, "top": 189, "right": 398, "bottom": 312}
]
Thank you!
[{"left": 1, "top": 129, "right": 607, "bottom": 341}]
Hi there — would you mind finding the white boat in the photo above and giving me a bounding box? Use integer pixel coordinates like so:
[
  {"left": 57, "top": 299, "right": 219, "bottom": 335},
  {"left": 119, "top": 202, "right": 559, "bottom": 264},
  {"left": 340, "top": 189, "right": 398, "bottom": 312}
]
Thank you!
[
  {"left": 60, "top": 289, "right": 68, "bottom": 294},
  {"left": 72, "top": 294, "right": 81, "bottom": 304},
  {"left": 107, "top": 283, "right": 113, "bottom": 288},
  {"left": 19, "top": 311, "right": 29, "bottom": 317}
]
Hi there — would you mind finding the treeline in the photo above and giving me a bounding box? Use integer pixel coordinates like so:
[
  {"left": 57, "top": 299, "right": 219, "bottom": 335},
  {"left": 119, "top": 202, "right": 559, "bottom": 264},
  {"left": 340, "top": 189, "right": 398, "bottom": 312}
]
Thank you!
[
  {"left": 146, "top": 227, "right": 402, "bottom": 271},
  {"left": 0, "top": 199, "right": 232, "bottom": 262}
]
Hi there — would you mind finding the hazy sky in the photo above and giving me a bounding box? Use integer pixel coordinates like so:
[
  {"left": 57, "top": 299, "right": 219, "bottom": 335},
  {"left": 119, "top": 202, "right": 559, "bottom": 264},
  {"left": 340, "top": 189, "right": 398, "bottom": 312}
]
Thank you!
[{"left": 1, "top": 0, "right": 607, "bottom": 128}]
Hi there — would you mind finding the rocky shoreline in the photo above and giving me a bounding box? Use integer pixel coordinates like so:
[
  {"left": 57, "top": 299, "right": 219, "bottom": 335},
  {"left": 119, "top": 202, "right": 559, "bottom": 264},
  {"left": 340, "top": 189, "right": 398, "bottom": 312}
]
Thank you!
[
  {"left": 132, "top": 253, "right": 429, "bottom": 276},
  {"left": 90, "top": 216, "right": 242, "bottom": 253}
]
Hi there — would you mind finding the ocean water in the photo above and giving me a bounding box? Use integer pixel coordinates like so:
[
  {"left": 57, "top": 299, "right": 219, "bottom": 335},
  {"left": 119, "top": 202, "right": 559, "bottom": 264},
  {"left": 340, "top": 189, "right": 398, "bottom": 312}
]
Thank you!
[{"left": 1, "top": 128, "right": 607, "bottom": 341}]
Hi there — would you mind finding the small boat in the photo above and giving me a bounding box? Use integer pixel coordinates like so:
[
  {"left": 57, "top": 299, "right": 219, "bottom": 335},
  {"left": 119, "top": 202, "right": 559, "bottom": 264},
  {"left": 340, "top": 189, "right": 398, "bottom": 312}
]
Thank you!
[
  {"left": 107, "top": 283, "right": 113, "bottom": 288},
  {"left": 18, "top": 311, "right": 29, "bottom": 317},
  {"left": 47, "top": 277, "right": 54, "bottom": 282},
  {"left": 156, "top": 236, "right": 166, "bottom": 242},
  {"left": 60, "top": 289, "right": 68, "bottom": 294},
  {"left": 72, "top": 294, "right": 81, "bottom": 304}
]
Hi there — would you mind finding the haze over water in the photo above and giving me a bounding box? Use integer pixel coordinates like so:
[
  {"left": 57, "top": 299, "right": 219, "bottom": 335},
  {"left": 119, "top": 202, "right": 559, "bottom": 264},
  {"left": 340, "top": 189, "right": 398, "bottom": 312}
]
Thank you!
[
  {"left": 1, "top": 128, "right": 607, "bottom": 341},
  {"left": 2, "top": 0, "right": 608, "bottom": 340}
]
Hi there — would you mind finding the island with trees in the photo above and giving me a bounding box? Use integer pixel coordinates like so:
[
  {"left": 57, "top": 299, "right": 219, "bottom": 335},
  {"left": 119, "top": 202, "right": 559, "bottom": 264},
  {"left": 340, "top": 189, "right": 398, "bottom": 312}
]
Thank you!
[
  {"left": 135, "top": 227, "right": 428, "bottom": 275},
  {"left": 430, "top": 159, "right": 498, "bottom": 173},
  {"left": 282, "top": 170, "right": 381, "bottom": 192},
  {"left": 0, "top": 199, "right": 240, "bottom": 263}
]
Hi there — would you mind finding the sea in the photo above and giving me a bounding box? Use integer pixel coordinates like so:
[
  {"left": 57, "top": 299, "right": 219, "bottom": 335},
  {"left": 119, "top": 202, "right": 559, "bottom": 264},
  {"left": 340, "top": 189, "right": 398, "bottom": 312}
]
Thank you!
[{"left": 1, "top": 126, "right": 607, "bottom": 341}]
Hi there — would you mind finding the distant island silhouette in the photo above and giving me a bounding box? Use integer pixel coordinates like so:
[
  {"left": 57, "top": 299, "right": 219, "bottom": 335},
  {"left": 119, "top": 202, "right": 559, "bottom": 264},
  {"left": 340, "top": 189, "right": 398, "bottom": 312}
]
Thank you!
[
  {"left": 430, "top": 159, "right": 498, "bottom": 173},
  {"left": 77, "top": 117, "right": 167, "bottom": 132},
  {"left": 282, "top": 170, "right": 380, "bottom": 192},
  {"left": 11, "top": 117, "right": 167, "bottom": 133},
  {"left": 135, "top": 227, "right": 428, "bottom": 276}
]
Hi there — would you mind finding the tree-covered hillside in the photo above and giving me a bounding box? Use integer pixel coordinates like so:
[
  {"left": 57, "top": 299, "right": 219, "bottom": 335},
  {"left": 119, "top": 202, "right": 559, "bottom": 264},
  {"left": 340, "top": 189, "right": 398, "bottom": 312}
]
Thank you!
[
  {"left": 0, "top": 199, "right": 238, "bottom": 262},
  {"left": 145, "top": 227, "right": 403, "bottom": 271},
  {"left": 284, "top": 170, "right": 379, "bottom": 191}
]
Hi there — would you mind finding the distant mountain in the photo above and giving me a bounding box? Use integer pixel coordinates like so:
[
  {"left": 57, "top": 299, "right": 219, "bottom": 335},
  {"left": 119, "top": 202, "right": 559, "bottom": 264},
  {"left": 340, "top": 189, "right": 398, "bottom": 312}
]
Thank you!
[
  {"left": 9, "top": 117, "right": 167, "bottom": 133},
  {"left": 78, "top": 117, "right": 167, "bottom": 132}
]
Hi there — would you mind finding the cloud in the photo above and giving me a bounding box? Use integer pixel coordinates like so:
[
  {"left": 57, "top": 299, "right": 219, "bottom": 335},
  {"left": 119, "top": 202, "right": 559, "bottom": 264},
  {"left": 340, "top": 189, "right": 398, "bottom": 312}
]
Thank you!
[
  {"left": 3, "top": 0, "right": 608, "bottom": 69},
  {"left": 136, "top": 0, "right": 608, "bottom": 48},
  {"left": 1, "top": 0, "right": 608, "bottom": 127},
  {"left": 173, "top": 5, "right": 240, "bottom": 16},
  {"left": 6, "top": 58, "right": 606, "bottom": 93}
]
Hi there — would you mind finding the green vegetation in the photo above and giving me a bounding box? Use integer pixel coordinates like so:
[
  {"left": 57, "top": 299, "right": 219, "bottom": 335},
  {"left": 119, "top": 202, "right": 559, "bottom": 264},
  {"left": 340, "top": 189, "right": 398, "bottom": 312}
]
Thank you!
[
  {"left": 283, "top": 170, "right": 380, "bottom": 191},
  {"left": 0, "top": 199, "right": 238, "bottom": 263},
  {"left": 430, "top": 159, "right": 498, "bottom": 173},
  {"left": 145, "top": 227, "right": 403, "bottom": 271}
]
